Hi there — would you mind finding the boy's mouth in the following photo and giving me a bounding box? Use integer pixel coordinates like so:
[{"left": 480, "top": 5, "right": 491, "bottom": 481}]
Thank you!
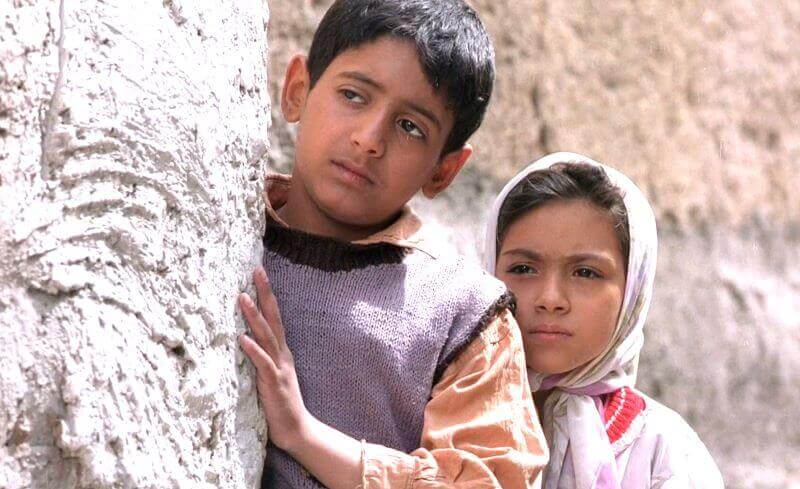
[{"left": 331, "top": 159, "right": 375, "bottom": 186}]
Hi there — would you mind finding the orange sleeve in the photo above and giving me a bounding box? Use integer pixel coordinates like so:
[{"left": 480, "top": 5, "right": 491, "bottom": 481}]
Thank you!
[{"left": 360, "top": 309, "right": 548, "bottom": 488}]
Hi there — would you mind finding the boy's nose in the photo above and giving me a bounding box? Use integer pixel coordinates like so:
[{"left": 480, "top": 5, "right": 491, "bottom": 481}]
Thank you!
[{"left": 350, "top": 116, "right": 386, "bottom": 159}]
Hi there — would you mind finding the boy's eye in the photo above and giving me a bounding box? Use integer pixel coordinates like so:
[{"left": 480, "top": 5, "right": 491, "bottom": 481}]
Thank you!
[
  {"left": 574, "top": 267, "right": 601, "bottom": 279},
  {"left": 341, "top": 89, "right": 365, "bottom": 104},
  {"left": 507, "top": 264, "right": 536, "bottom": 275},
  {"left": 398, "top": 119, "right": 424, "bottom": 139}
]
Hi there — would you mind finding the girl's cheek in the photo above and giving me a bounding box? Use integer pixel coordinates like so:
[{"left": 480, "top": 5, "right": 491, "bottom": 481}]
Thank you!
[
  {"left": 512, "top": 304, "right": 533, "bottom": 331},
  {"left": 596, "top": 298, "right": 620, "bottom": 343}
]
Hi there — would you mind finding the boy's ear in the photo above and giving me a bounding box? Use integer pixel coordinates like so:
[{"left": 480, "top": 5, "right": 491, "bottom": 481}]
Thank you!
[
  {"left": 421, "top": 144, "right": 473, "bottom": 199},
  {"left": 281, "top": 54, "right": 311, "bottom": 123}
]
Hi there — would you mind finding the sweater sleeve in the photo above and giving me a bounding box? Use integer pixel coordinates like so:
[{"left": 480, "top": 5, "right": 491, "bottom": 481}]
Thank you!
[{"left": 359, "top": 308, "right": 548, "bottom": 488}]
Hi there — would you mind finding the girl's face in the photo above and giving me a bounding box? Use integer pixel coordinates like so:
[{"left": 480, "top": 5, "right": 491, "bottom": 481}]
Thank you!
[{"left": 496, "top": 199, "right": 627, "bottom": 375}]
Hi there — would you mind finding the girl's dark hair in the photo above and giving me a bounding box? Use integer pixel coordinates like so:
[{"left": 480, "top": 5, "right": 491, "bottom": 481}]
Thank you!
[
  {"left": 497, "top": 163, "right": 630, "bottom": 264},
  {"left": 306, "top": 0, "right": 495, "bottom": 156}
]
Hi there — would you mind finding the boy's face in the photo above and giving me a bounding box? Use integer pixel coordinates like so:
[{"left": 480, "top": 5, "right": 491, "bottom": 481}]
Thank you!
[{"left": 281, "top": 36, "right": 472, "bottom": 239}]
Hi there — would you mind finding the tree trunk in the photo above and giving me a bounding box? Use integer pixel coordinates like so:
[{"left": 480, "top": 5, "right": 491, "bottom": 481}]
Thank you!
[{"left": 1, "top": 1, "right": 270, "bottom": 487}]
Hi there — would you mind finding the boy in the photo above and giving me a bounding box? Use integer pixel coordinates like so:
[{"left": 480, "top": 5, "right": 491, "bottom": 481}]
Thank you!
[{"left": 238, "top": 1, "right": 547, "bottom": 487}]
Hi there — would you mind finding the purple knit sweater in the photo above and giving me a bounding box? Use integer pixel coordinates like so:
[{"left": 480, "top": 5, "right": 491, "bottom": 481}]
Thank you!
[{"left": 261, "top": 220, "right": 513, "bottom": 489}]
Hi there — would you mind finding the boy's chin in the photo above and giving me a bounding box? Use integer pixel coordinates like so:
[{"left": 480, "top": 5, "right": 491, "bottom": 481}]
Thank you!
[{"left": 317, "top": 201, "right": 399, "bottom": 232}]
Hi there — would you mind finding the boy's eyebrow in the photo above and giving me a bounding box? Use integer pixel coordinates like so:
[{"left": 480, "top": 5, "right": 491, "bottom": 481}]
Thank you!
[{"left": 339, "top": 71, "right": 442, "bottom": 130}]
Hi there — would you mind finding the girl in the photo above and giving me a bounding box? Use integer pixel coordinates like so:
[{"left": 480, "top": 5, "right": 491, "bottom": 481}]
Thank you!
[{"left": 483, "top": 152, "right": 724, "bottom": 488}]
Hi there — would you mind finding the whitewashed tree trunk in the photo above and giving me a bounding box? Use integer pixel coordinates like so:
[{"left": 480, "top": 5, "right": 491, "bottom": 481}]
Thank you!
[{"left": 1, "top": 1, "right": 270, "bottom": 487}]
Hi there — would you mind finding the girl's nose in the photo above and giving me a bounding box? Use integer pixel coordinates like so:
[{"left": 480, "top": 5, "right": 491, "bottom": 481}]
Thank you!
[
  {"left": 350, "top": 113, "right": 386, "bottom": 159},
  {"left": 534, "top": 274, "right": 569, "bottom": 314}
]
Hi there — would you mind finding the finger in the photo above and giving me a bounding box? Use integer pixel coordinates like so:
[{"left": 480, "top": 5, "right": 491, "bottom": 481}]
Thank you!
[
  {"left": 238, "top": 292, "right": 280, "bottom": 357},
  {"left": 253, "top": 267, "right": 288, "bottom": 347},
  {"left": 239, "top": 333, "right": 278, "bottom": 381},
  {"left": 239, "top": 293, "right": 280, "bottom": 356}
]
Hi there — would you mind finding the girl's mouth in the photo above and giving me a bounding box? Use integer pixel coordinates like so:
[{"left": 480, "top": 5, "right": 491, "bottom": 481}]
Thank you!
[{"left": 528, "top": 324, "right": 572, "bottom": 341}]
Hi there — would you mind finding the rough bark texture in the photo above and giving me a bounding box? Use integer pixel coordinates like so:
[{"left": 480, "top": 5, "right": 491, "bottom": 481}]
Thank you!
[
  {"left": 266, "top": 1, "right": 800, "bottom": 488},
  {"left": 1, "top": 1, "right": 270, "bottom": 488}
]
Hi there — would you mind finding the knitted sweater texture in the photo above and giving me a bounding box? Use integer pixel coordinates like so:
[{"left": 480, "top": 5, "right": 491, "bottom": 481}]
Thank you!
[{"left": 261, "top": 221, "right": 513, "bottom": 488}]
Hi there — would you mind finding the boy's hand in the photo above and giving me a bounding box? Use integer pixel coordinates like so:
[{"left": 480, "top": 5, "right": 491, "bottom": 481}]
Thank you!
[{"left": 238, "top": 267, "right": 311, "bottom": 453}]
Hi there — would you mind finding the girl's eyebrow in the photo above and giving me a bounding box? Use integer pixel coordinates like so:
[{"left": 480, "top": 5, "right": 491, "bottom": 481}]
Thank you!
[
  {"left": 501, "top": 249, "right": 614, "bottom": 264},
  {"left": 501, "top": 248, "right": 542, "bottom": 260},
  {"left": 567, "top": 252, "right": 615, "bottom": 264}
]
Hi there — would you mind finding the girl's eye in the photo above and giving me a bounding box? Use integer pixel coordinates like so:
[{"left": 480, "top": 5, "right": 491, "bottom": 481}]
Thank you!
[
  {"left": 341, "top": 89, "right": 365, "bottom": 104},
  {"left": 398, "top": 119, "right": 424, "bottom": 139},
  {"left": 574, "top": 267, "right": 601, "bottom": 279},
  {"left": 507, "top": 264, "right": 536, "bottom": 275}
]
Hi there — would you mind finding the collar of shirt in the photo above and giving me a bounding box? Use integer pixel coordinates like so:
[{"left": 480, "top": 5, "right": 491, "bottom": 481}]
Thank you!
[{"left": 262, "top": 172, "right": 440, "bottom": 259}]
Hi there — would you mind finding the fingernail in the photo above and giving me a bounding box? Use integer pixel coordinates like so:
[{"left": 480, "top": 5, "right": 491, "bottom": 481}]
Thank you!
[{"left": 258, "top": 268, "right": 268, "bottom": 281}]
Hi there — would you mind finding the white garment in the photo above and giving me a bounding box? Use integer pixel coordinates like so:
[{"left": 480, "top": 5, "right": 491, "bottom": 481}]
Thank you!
[{"left": 614, "top": 392, "right": 724, "bottom": 488}]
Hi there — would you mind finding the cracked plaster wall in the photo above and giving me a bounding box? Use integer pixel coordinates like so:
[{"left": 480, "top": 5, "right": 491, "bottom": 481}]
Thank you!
[
  {"left": 1, "top": 0, "right": 270, "bottom": 487},
  {"left": 266, "top": 1, "right": 800, "bottom": 488}
]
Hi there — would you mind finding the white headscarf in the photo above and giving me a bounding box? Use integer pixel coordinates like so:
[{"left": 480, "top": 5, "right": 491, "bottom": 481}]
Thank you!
[{"left": 483, "top": 152, "right": 658, "bottom": 489}]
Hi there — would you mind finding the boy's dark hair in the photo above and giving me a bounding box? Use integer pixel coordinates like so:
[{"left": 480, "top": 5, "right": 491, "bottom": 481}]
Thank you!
[
  {"left": 497, "top": 163, "right": 630, "bottom": 266},
  {"left": 307, "top": 0, "right": 495, "bottom": 156}
]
